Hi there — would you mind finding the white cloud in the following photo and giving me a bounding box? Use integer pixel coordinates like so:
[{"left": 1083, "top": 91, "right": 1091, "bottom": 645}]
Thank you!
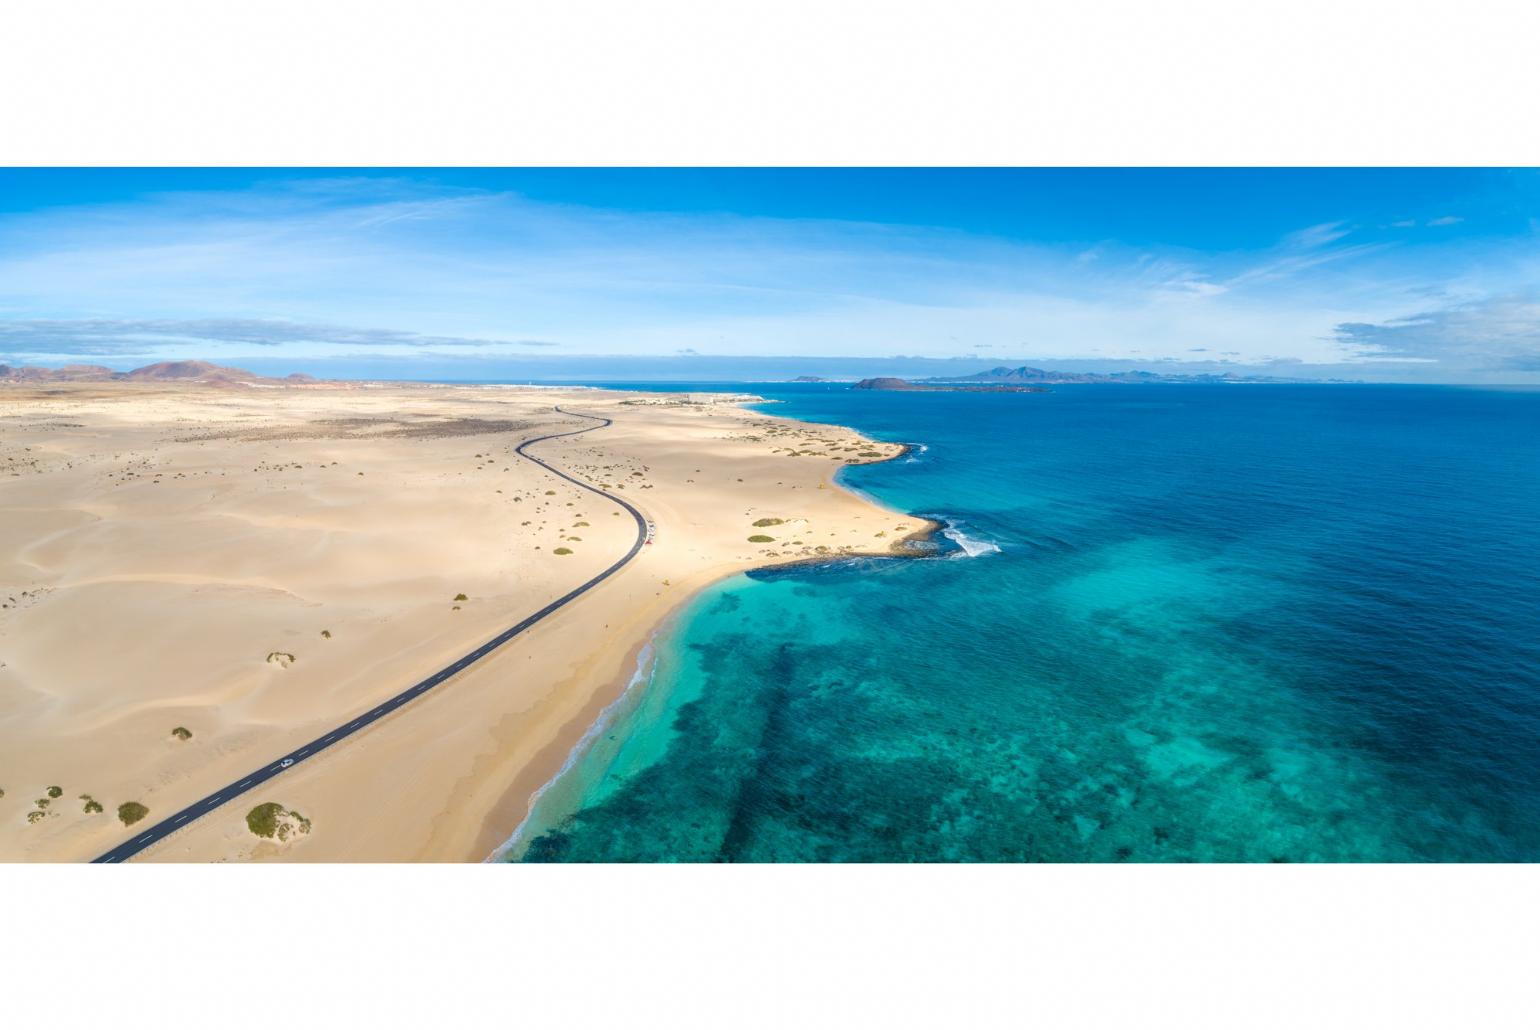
[
  {"left": 0, "top": 318, "right": 557, "bottom": 360},
  {"left": 1281, "top": 221, "right": 1352, "bottom": 249},
  {"left": 0, "top": 178, "right": 1532, "bottom": 378},
  {"left": 1333, "top": 295, "right": 1540, "bottom": 370}
]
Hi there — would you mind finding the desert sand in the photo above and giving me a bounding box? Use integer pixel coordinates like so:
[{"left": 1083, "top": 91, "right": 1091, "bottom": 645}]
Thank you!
[{"left": 0, "top": 381, "right": 926, "bottom": 861}]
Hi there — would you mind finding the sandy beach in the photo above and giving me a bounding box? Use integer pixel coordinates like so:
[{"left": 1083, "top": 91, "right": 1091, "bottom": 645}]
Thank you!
[{"left": 0, "top": 380, "right": 927, "bottom": 862}]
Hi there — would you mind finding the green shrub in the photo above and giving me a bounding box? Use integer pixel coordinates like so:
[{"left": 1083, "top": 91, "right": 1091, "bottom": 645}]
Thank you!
[
  {"left": 118, "top": 802, "right": 149, "bottom": 826},
  {"left": 246, "top": 802, "right": 284, "bottom": 838},
  {"left": 751, "top": 518, "right": 784, "bottom": 527},
  {"left": 747, "top": 535, "right": 774, "bottom": 543},
  {"left": 320, "top": 629, "right": 331, "bottom": 639},
  {"left": 80, "top": 794, "right": 104, "bottom": 814},
  {"left": 246, "top": 802, "right": 311, "bottom": 842},
  {"left": 553, "top": 547, "right": 573, "bottom": 555},
  {"left": 46, "top": 785, "right": 62, "bottom": 799},
  {"left": 171, "top": 726, "right": 192, "bottom": 741},
  {"left": 453, "top": 593, "right": 468, "bottom": 601}
]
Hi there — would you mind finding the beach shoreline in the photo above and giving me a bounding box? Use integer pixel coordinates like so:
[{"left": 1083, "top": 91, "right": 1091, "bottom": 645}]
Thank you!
[
  {"left": 0, "top": 380, "right": 929, "bottom": 862},
  {"left": 478, "top": 438, "right": 941, "bottom": 862}
]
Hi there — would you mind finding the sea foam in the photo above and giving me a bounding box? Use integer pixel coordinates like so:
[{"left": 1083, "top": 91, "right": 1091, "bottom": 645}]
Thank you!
[
  {"left": 939, "top": 518, "right": 1002, "bottom": 558},
  {"left": 486, "top": 639, "right": 659, "bottom": 862}
]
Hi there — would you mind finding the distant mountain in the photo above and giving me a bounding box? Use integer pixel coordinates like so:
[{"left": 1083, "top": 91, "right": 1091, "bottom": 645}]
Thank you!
[
  {"left": 928, "top": 365, "right": 1352, "bottom": 385},
  {"left": 123, "top": 360, "right": 267, "bottom": 383},
  {"left": 853, "top": 377, "right": 1049, "bottom": 393},
  {"left": 790, "top": 375, "right": 830, "bottom": 382},
  {"left": 0, "top": 363, "right": 115, "bottom": 381},
  {"left": 938, "top": 365, "right": 1141, "bottom": 384},
  {"left": 0, "top": 360, "right": 322, "bottom": 386}
]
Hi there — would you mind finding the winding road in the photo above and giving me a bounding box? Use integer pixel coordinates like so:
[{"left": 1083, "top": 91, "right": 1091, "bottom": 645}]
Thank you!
[{"left": 93, "top": 407, "right": 647, "bottom": 863}]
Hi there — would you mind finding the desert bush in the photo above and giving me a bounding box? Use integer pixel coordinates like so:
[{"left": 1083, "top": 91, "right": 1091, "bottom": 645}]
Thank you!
[
  {"left": 246, "top": 802, "right": 312, "bottom": 842},
  {"left": 246, "top": 802, "right": 283, "bottom": 838},
  {"left": 118, "top": 802, "right": 149, "bottom": 826}
]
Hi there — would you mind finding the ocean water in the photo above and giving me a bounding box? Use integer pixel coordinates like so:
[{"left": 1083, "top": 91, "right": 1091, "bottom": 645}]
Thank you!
[{"left": 504, "top": 384, "right": 1540, "bottom": 862}]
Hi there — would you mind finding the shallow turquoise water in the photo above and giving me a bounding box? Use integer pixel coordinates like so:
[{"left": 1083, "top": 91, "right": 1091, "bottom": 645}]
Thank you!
[{"left": 507, "top": 385, "right": 1540, "bottom": 862}]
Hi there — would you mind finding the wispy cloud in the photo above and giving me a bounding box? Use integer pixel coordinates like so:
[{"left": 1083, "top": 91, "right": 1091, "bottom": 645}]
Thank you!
[
  {"left": 0, "top": 175, "right": 1534, "bottom": 379},
  {"left": 1333, "top": 294, "right": 1540, "bottom": 369},
  {"left": 1282, "top": 221, "right": 1352, "bottom": 249},
  {"left": 0, "top": 318, "right": 557, "bottom": 360}
]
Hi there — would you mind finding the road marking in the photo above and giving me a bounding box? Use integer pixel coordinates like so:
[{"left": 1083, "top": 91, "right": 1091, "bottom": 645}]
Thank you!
[{"left": 92, "top": 409, "right": 641, "bottom": 865}]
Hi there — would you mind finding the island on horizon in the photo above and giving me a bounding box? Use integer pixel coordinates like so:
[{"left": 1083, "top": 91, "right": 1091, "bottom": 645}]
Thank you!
[{"left": 853, "top": 376, "right": 1050, "bottom": 393}]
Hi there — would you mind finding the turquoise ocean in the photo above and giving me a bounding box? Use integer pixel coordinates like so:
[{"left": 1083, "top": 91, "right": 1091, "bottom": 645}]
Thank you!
[{"left": 502, "top": 384, "right": 1540, "bottom": 862}]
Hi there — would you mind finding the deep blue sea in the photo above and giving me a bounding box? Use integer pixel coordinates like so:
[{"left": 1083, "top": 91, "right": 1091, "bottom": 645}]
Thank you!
[{"left": 504, "top": 384, "right": 1540, "bottom": 862}]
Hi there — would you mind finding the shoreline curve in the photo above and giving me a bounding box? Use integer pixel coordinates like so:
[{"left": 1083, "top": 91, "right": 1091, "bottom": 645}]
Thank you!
[{"left": 478, "top": 419, "right": 938, "bottom": 862}]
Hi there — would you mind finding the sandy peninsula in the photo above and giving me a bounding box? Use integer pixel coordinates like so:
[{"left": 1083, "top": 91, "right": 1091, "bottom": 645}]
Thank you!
[{"left": 0, "top": 378, "right": 928, "bottom": 861}]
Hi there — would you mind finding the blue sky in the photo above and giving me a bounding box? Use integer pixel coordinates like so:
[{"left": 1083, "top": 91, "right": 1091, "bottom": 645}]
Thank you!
[{"left": 1, "top": 168, "right": 1537, "bottom": 380}]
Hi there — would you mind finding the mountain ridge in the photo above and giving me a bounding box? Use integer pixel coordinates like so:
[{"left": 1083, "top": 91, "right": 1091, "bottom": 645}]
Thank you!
[
  {"left": 0, "top": 360, "right": 320, "bottom": 386},
  {"left": 926, "top": 365, "right": 1355, "bottom": 385}
]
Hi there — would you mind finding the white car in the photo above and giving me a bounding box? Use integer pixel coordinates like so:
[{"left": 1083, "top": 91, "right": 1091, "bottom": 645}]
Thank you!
[{"left": 279, "top": 758, "right": 295, "bottom": 768}]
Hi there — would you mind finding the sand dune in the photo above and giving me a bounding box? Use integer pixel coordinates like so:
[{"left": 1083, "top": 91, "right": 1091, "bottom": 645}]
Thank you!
[{"left": 0, "top": 381, "right": 925, "bottom": 861}]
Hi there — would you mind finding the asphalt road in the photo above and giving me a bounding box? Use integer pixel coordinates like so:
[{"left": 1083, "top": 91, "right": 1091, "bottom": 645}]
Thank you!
[{"left": 93, "top": 406, "right": 647, "bottom": 863}]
